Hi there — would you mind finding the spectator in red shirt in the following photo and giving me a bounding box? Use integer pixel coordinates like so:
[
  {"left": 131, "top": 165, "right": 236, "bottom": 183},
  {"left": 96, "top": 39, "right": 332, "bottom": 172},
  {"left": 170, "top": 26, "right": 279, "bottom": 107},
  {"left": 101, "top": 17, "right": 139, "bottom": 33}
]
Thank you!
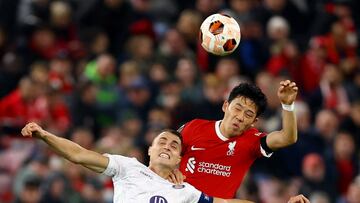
[{"left": 0, "top": 77, "right": 42, "bottom": 131}]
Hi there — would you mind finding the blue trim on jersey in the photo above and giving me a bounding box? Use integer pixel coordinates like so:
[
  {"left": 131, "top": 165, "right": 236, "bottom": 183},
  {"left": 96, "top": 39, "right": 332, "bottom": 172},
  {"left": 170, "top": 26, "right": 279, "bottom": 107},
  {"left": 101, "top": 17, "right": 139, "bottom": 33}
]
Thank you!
[{"left": 198, "top": 193, "right": 214, "bottom": 203}]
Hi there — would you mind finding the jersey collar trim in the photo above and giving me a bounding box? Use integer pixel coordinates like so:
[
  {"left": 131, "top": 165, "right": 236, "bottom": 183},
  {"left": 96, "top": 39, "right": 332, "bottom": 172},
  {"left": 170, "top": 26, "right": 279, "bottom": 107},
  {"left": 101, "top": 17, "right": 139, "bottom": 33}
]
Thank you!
[{"left": 215, "top": 120, "right": 228, "bottom": 141}]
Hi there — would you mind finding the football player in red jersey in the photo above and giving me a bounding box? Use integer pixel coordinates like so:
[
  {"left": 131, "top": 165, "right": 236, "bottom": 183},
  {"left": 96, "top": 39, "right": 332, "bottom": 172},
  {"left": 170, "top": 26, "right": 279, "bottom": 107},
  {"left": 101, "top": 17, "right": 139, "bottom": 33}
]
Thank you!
[{"left": 177, "top": 80, "right": 298, "bottom": 198}]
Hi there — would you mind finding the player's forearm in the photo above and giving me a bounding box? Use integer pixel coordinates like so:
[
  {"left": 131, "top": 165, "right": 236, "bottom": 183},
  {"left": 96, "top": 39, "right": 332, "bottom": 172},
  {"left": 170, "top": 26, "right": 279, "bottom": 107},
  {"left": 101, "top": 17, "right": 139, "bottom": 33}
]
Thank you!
[
  {"left": 39, "top": 130, "right": 86, "bottom": 163},
  {"left": 280, "top": 109, "right": 297, "bottom": 145}
]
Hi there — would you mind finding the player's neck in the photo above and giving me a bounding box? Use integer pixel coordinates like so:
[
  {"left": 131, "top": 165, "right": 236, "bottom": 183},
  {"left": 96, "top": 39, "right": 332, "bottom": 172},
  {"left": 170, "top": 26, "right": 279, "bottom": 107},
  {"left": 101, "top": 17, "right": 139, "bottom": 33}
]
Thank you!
[{"left": 148, "top": 164, "right": 172, "bottom": 180}]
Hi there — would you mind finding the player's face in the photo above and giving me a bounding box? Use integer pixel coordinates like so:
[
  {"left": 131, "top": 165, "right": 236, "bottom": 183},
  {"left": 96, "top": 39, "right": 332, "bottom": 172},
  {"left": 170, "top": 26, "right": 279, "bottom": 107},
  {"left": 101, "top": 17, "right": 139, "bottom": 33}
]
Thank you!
[
  {"left": 222, "top": 96, "right": 257, "bottom": 137},
  {"left": 148, "top": 132, "right": 182, "bottom": 169}
]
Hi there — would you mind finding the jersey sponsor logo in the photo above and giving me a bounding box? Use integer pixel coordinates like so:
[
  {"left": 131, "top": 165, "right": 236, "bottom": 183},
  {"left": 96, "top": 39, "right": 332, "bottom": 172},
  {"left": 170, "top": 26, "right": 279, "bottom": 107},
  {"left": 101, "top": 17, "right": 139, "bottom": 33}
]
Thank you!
[
  {"left": 185, "top": 157, "right": 232, "bottom": 177},
  {"left": 191, "top": 145, "right": 206, "bottom": 151},
  {"left": 150, "top": 196, "right": 168, "bottom": 203},
  {"left": 172, "top": 184, "right": 185, "bottom": 189},
  {"left": 226, "top": 141, "right": 236, "bottom": 156},
  {"left": 185, "top": 157, "right": 196, "bottom": 173},
  {"left": 140, "top": 170, "right": 154, "bottom": 179}
]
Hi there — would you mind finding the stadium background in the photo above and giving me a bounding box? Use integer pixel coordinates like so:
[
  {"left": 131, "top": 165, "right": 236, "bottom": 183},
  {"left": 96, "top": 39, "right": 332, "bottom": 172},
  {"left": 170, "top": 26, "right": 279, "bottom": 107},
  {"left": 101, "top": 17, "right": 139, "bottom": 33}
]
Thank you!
[{"left": 0, "top": 0, "right": 359, "bottom": 202}]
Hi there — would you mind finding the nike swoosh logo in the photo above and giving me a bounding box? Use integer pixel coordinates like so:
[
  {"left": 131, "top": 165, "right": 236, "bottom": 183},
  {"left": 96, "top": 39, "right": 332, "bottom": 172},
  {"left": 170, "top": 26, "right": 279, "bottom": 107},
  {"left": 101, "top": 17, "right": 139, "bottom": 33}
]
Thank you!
[{"left": 191, "top": 145, "right": 206, "bottom": 151}]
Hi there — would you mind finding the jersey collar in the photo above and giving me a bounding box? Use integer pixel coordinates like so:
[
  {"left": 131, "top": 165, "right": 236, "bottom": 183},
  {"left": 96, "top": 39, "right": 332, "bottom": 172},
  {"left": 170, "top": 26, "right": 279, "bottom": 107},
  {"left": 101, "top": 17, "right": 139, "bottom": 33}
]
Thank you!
[{"left": 215, "top": 120, "right": 229, "bottom": 141}]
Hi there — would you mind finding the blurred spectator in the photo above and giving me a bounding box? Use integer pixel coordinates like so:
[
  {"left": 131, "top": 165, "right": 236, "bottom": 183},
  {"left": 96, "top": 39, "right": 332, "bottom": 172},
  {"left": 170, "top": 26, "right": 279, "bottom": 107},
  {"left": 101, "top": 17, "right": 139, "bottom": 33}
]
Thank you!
[
  {"left": 343, "top": 176, "right": 360, "bottom": 203},
  {"left": 148, "top": 62, "right": 170, "bottom": 85},
  {"left": 69, "top": 81, "right": 99, "bottom": 136},
  {"left": 84, "top": 53, "right": 118, "bottom": 127},
  {"left": 125, "top": 35, "right": 154, "bottom": 69},
  {"left": 307, "top": 63, "right": 351, "bottom": 117},
  {"left": 332, "top": 132, "right": 357, "bottom": 196},
  {"left": 80, "top": 28, "right": 109, "bottom": 59},
  {"left": 254, "top": 0, "right": 308, "bottom": 42},
  {"left": 81, "top": 178, "right": 104, "bottom": 203},
  {"left": 96, "top": 126, "right": 133, "bottom": 155},
  {"left": 147, "top": 106, "right": 171, "bottom": 130},
  {"left": 265, "top": 16, "right": 302, "bottom": 82},
  {"left": 122, "top": 77, "right": 154, "bottom": 123},
  {"left": 78, "top": 0, "right": 134, "bottom": 55},
  {"left": 29, "top": 61, "right": 49, "bottom": 89},
  {"left": 314, "top": 109, "right": 339, "bottom": 154},
  {"left": 339, "top": 100, "right": 360, "bottom": 151},
  {"left": 70, "top": 128, "right": 94, "bottom": 150},
  {"left": 299, "top": 153, "right": 337, "bottom": 201},
  {"left": 16, "top": 0, "right": 50, "bottom": 34},
  {"left": 13, "top": 175, "right": 42, "bottom": 203},
  {"left": 157, "top": 28, "right": 195, "bottom": 71},
  {"left": 309, "top": 192, "right": 330, "bottom": 203},
  {"left": 175, "top": 57, "right": 203, "bottom": 104},
  {"left": 197, "top": 73, "right": 226, "bottom": 120},
  {"left": 40, "top": 172, "right": 81, "bottom": 203},
  {"left": 48, "top": 52, "right": 74, "bottom": 94},
  {"left": 195, "top": 0, "right": 223, "bottom": 16},
  {"left": 176, "top": 9, "right": 203, "bottom": 48},
  {"left": 300, "top": 36, "right": 329, "bottom": 94},
  {"left": 13, "top": 155, "right": 49, "bottom": 197},
  {"left": 0, "top": 77, "right": 42, "bottom": 132},
  {"left": 215, "top": 57, "right": 240, "bottom": 84}
]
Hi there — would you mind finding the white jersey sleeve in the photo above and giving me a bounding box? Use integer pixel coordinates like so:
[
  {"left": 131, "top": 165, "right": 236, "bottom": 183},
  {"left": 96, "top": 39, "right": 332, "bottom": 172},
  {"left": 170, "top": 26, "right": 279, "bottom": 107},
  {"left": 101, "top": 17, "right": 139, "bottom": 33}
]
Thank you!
[{"left": 102, "top": 154, "right": 137, "bottom": 180}]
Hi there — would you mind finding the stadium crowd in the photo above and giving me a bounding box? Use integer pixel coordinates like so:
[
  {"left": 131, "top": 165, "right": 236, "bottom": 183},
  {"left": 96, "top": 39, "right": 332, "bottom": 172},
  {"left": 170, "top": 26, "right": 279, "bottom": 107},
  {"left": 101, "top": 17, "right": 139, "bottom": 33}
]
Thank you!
[{"left": 0, "top": 0, "right": 359, "bottom": 202}]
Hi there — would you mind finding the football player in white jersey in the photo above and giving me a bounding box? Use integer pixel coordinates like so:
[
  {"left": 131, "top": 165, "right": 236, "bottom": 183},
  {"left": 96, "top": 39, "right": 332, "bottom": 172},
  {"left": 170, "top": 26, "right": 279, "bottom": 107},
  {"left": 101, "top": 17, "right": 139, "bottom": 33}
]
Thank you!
[
  {"left": 21, "top": 122, "right": 253, "bottom": 203},
  {"left": 21, "top": 123, "right": 309, "bottom": 203}
]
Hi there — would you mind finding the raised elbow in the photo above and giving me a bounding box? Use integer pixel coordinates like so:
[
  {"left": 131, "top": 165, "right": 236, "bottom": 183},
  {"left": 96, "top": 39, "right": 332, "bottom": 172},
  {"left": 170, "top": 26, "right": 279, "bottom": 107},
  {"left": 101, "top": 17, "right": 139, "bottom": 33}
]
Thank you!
[{"left": 287, "top": 132, "right": 298, "bottom": 145}]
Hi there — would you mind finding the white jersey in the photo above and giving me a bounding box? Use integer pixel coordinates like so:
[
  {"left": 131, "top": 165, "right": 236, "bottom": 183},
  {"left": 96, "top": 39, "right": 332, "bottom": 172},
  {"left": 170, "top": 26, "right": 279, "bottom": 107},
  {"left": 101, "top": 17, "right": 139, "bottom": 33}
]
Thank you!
[{"left": 102, "top": 154, "right": 203, "bottom": 203}]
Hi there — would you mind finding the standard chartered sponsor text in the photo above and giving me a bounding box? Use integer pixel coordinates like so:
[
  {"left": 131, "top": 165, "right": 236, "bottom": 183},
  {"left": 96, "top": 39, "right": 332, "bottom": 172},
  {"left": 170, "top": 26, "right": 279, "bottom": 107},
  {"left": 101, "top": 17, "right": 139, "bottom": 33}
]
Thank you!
[{"left": 197, "top": 162, "right": 231, "bottom": 177}]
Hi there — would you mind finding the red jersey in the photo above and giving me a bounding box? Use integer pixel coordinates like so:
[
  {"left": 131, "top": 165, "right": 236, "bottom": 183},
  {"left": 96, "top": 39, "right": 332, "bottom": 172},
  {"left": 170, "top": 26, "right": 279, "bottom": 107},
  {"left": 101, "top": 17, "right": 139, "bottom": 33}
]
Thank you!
[{"left": 179, "top": 119, "right": 270, "bottom": 198}]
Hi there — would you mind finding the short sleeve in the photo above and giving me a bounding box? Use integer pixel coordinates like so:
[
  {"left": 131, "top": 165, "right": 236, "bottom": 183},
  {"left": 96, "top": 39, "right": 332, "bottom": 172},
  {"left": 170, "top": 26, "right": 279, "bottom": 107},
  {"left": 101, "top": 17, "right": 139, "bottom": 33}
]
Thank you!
[
  {"left": 183, "top": 183, "right": 203, "bottom": 202},
  {"left": 250, "top": 130, "right": 273, "bottom": 158},
  {"left": 102, "top": 154, "right": 137, "bottom": 179},
  {"left": 260, "top": 136, "right": 273, "bottom": 158}
]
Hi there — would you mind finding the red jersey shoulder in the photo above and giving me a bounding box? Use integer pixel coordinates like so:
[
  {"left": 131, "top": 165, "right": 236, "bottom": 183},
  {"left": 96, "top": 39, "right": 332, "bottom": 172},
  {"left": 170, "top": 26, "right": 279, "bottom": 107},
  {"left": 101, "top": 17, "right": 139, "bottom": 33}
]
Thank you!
[
  {"left": 241, "top": 128, "right": 267, "bottom": 138},
  {"left": 180, "top": 119, "right": 214, "bottom": 134},
  {"left": 179, "top": 119, "right": 215, "bottom": 145}
]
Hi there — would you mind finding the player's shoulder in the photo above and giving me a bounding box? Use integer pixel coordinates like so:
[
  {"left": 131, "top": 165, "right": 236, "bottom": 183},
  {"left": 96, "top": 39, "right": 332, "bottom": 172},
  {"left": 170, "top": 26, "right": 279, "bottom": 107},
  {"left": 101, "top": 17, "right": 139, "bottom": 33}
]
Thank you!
[
  {"left": 105, "top": 154, "right": 142, "bottom": 166},
  {"left": 186, "top": 119, "right": 215, "bottom": 128},
  {"left": 242, "top": 128, "right": 267, "bottom": 138}
]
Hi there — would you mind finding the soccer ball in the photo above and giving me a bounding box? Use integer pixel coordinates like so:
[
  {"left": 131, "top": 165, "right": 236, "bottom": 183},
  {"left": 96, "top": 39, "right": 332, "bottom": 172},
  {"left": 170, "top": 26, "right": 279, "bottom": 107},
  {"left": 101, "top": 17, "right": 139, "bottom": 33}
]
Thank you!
[{"left": 199, "top": 13, "right": 241, "bottom": 56}]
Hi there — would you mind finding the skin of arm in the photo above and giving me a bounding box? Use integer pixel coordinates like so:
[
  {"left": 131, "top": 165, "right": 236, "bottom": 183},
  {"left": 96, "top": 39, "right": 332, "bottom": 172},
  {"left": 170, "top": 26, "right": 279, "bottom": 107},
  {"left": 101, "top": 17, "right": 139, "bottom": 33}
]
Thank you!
[
  {"left": 266, "top": 80, "right": 298, "bottom": 150},
  {"left": 21, "top": 122, "right": 109, "bottom": 173}
]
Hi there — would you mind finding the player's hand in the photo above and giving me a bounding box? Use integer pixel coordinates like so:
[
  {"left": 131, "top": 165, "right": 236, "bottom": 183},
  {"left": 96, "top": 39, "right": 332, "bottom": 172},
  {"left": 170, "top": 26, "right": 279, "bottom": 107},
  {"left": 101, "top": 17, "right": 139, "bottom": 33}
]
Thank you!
[
  {"left": 287, "top": 194, "right": 310, "bottom": 203},
  {"left": 21, "top": 122, "right": 44, "bottom": 139},
  {"left": 167, "top": 168, "right": 186, "bottom": 185},
  {"left": 278, "top": 80, "right": 298, "bottom": 105}
]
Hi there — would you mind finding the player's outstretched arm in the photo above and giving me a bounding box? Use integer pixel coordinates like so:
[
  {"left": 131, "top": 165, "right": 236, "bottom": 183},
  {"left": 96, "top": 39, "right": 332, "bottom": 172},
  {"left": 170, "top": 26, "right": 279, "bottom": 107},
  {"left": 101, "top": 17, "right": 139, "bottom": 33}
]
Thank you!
[
  {"left": 266, "top": 80, "right": 298, "bottom": 150},
  {"left": 213, "top": 198, "right": 254, "bottom": 203},
  {"left": 21, "top": 122, "right": 109, "bottom": 173}
]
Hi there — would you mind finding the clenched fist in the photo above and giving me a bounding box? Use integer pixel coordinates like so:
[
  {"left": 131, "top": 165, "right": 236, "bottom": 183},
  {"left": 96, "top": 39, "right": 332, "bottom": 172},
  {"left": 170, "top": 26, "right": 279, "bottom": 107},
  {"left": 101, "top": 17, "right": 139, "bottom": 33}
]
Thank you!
[{"left": 21, "top": 122, "right": 44, "bottom": 139}]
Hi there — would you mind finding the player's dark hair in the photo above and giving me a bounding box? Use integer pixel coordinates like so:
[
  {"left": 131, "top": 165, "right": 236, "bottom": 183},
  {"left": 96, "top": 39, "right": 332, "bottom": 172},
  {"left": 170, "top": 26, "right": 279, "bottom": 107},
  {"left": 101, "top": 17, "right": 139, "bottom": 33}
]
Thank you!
[
  {"left": 227, "top": 83, "right": 267, "bottom": 117},
  {"left": 163, "top": 129, "right": 183, "bottom": 144}
]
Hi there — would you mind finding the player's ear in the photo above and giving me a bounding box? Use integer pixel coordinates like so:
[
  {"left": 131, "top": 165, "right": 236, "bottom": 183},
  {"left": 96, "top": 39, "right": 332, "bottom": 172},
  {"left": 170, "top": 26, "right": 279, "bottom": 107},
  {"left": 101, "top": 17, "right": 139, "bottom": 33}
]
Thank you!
[
  {"left": 148, "top": 146, "right": 152, "bottom": 156},
  {"left": 222, "top": 100, "right": 229, "bottom": 112},
  {"left": 251, "top": 118, "right": 258, "bottom": 127},
  {"left": 176, "top": 155, "right": 181, "bottom": 165}
]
